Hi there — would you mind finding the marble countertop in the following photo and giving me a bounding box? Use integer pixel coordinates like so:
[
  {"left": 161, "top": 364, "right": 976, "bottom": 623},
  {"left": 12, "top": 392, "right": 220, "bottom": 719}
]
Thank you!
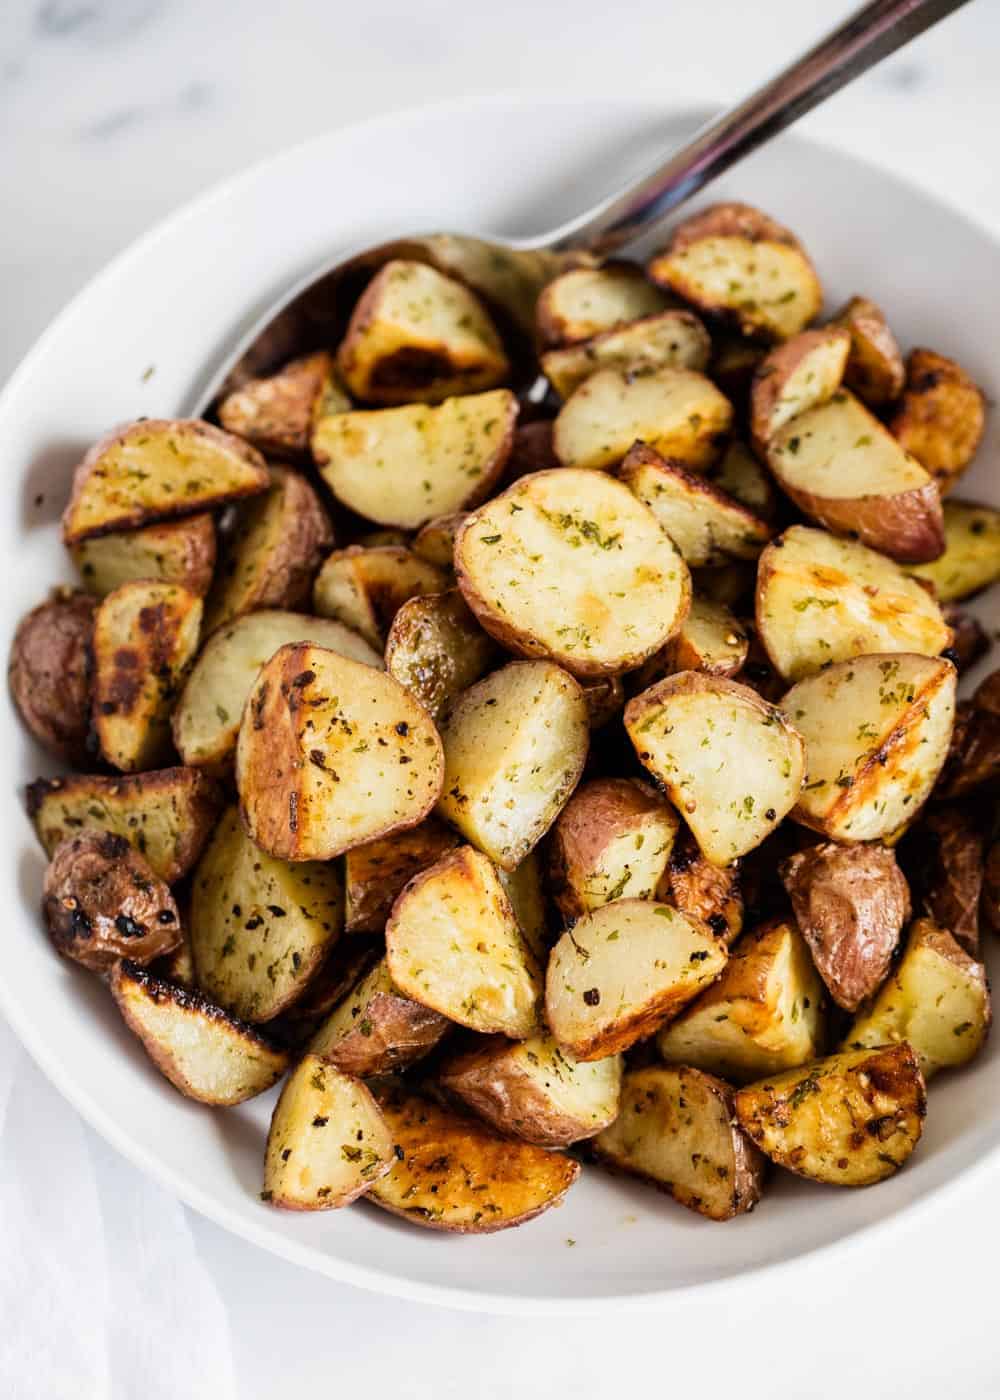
[{"left": 2, "top": 2, "right": 1000, "bottom": 1397}]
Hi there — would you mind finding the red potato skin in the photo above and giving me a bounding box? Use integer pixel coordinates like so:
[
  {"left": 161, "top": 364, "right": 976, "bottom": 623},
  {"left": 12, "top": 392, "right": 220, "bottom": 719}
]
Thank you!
[
  {"left": 776, "top": 479, "right": 946, "bottom": 566},
  {"left": 749, "top": 328, "right": 850, "bottom": 452},
  {"left": 666, "top": 203, "right": 801, "bottom": 253},
  {"left": 900, "top": 806, "right": 984, "bottom": 957},
  {"left": 9, "top": 588, "right": 95, "bottom": 765}
]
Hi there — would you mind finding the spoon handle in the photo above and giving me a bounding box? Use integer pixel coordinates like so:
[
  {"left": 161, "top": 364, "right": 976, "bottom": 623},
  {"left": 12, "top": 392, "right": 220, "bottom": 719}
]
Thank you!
[{"left": 543, "top": 0, "right": 973, "bottom": 256}]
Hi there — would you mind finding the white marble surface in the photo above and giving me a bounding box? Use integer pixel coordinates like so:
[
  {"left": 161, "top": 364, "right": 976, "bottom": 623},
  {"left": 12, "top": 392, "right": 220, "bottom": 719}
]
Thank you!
[{"left": 3, "top": 1, "right": 1000, "bottom": 1396}]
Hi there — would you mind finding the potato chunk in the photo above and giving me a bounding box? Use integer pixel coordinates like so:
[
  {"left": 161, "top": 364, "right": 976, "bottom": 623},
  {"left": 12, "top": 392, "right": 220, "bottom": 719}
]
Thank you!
[
  {"left": 900, "top": 805, "right": 983, "bottom": 956},
  {"left": 308, "top": 957, "right": 449, "bottom": 1076},
  {"left": 412, "top": 511, "right": 466, "bottom": 570},
  {"left": 889, "top": 348, "right": 986, "bottom": 494},
  {"left": 545, "top": 899, "right": 726, "bottom": 1060},
  {"left": 535, "top": 263, "right": 669, "bottom": 347},
  {"left": 385, "top": 588, "right": 498, "bottom": 719},
  {"left": 436, "top": 661, "right": 589, "bottom": 869},
  {"left": 456, "top": 468, "right": 690, "bottom": 677},
  {"left": 633, "top": 598, "right": 748, "bottom": 687},
  {"left": 218, "top": 350, "right": 346, "bottom": 457},
  {"left": 497, "top": 853, "right": 549, "bottom": 961},
  {"left": 72, "top": 514, "right": 216, "bottom": 599},
  {"left": 236, "top": 643, "right": 444, "bottom": 860},
  {"left": 829, "top": 296, "right": 905, "bottom": 407},
  {"left": 594, "top": 1065, "right": 765, "bottom": 1220},
  {"left": 343, "top": 818, "right": 459, "bottom": 934},
  {"left": 657, "top": 828, "right": 744, "bottom": 944},
  {"left": 540, "top": 309, "right": 710, "bottom": 398},
  {"left": 9, "top": 588, "right": 95, "bottom": 764},
  {"left": 703, "top": 440, "right": 777, "bottom": 519},
  {"left": 905, "top": 499, "right": 1000, "bottom": 601},
  {"left": 625, "top": 673, "right": 805, "bottom": 866},
  {"left": 312, "top": 546, "right": 448, "bottom": 650},
  {"left": 749, "top": 327, "right": 850, "bottom": 448},
  {"left": 734, "top": 1044, "right": 926, "bottom": 1186}
]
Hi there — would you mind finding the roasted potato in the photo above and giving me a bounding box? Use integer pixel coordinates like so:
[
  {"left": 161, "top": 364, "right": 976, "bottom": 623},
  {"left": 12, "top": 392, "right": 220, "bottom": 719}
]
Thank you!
[
  {"left": 411, "top": 511, "right": 466, "bottom": 571},
  {"left": 343, "top": 817, "right": 460, "bottom": 934},
  {"left": 899, "top": 805, "right": 983, "bottom": 956},
  {"left": 385, "top": 588, "right": 499, "bottom": 719},
  {"left": 632, "top": 598, "right": 749, "bottom": 688},
  {"left": 455, "top": 468, "right": 691, "bottom": 677},
  {"left": 702, "top": 439, "right": 778, "bottom": 520},
  {"left": 889, "top": 348, "right": 986, "bottom": 494},
  {"left": 308, "top": 956, "right": 449, "bottom": 1076},
  {"left": 829, "top": 296, "right": 904, "bottom": 407},
  {"left": 277, "top": 938, "right": 380, "bottom": 1029},
  {"left": 540, "top": 309, "right": 711, "bottom": 399},
  {"left": 905, "top": 499, "right": 1000, "bottom": 601},
  {"left": 749, "top": 327, "right": 850, "bottom": 450},
  {"left": 312, "top": 545, "right": 448, "bottom": 650},
  {"left": 734, "top": 1043, "right": 926, "bottom": 1186},
  {"left": 72, "top": 514, "right": 216, "bottom": 599},
  {"left": 152, "top": 917, "right": 196, "bottom": 990},
  {"left": 9, "top": 588, "right": 95, "bottom": 764},
  {"left": 236, "top": 642, "right": 444, "bottom": 861},
  {"left": 497, "top": 853, "right": 549, "bottom": 961},
  {"left": 535, "top": 263, "right": 669, "bottom": 348},
  {"left": 217, "top": 350, "right": 347, "bottom": 456},
  {"left": 658, "top": 828, "right": 744, "bottom": 944},
  {"left": 935, "top": 702, "right": 1000, "bottom": 801},
  {"left": 593, "top": 1065, "right": 765, "bottom": 1220}
]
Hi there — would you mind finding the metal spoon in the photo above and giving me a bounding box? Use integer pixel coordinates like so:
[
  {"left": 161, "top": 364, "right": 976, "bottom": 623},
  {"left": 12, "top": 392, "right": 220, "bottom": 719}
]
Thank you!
[{"left": 197, "top": 0, "right": 971, "bottom": 408}]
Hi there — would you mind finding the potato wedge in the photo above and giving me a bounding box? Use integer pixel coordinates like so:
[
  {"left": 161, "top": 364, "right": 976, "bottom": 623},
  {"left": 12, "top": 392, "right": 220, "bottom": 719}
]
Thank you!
[
  {"left": 313, "top": 388, "right": 517, "bottom": 529},
  {"left": 749, "top": 327, "right": 850, "bottom": 449},
  {"left": 657, "top": 919, "right": 824, "bottom": 1082},
  {"left": 263, "top": 1057, "right": 393, "bottom": 1210},
  {"left": 620, "top": 443, "right": 772, "bottom": 567},
  {"left": 756, "top": 525, "right": 952, "bottom": 682},
  {"left": 386, "top": 845, "right": 541, "bottom": 1037},
  {"left": 781, "top": 654, "right": 956, "bottom": 843},
  {"left": 552, "top": 366, "right": 732, "bottom": 472},
  {"left": 829, "top": 296, "right": 904, "bottom": 407},
  {"left": 72, "top": 514, "right": 216, "bottom": 599},
  {"left": 173, "top": 609, "right": 381, "bottom": 771},
  {"left": 594, "top": 1064, "right": 765, "bottom": 1220},
  {"left": 455, "top": 468, "right": 690, "bottom": 677},
  {"left": 734, "top": 1043, "right": 926, "bottom": 1186},
  {"left": 540, "top": 309, "right": 711, "bottom": 398},
  {"left": 436, "top": 660, "right": 589, "bottom": 869},
  {"left": 647, "top": 202, "right": 822, "bottom": 342},
  {"left": 440, "top": 1033, "right": 622, "bottom": 1146},
  {"left": 111, "top": 961, "right": 289, "bottom": 1105},
  {"left": 703, "top": 440, "right": 777, "bottom": 519},
  {"left": 26, "top": 766, "right": 221, "bottom": 882},
  {"left": 633, "top": 597, "right": 748, "bottom": 690},
  {"left": 9, "top": 588, "right": 95, "bottom": 764},
  {"left": 547, "top": 777, "right": 680, "bottom": 922},
  {"left": 905, "top": 499, "right": 1000, "bottom": 601},
  {"left": 889, "top": 348, "right": 986, "bottom": 494},
  {"left": 625, "top": 673, "right": 805, "bottom": 866},
  {"left": 190, "top": 806, "right": 344, "bottom": 1022},
  {"left": 657, "top": 828, "right": 744, "bottom": 944},
  {"left": 308, "top": 956, "right": 449, "bottom": 1076},
  {"left": 899, "top": 805, "right": 983, "bottom": 956},
  {"left": 92, "top": 581, "right": 202, "bottom": 772},
  {"left": 337, "top": 259, "right": 510, "bottom": 404},
  {"left": 312, "top": 546, "right": 448, "bottom": 650},
  {"left": 535, "top": 263, "right": 669, "bottom": 348},
  {"left": 217, "top": 350, "right": 346, "bottom": 456},
  {"left": 497, "top": 853, "right": 549, "bottom": 961},
  {"left": 63, "top": 418, "right": 268, "bottom": 544},
  {"left": 411, "top": 511, "right": 466, "bottom": 570},
  {"left": 385, "top": 588, "right": 499, "bottom": 719},
  {"left": 367, "top": 1081, "right": 580, "bottom": 1231},
  {"left": 236, "top": 642, "right": 444, "bottom": 861},
  {"left": 545, "top": 899, "right": 727, "bottom": 1060},
  {"left": 766, "top": 389, "right": 944, "bottom": 563},
  {"left": 343, "top": 817, "right": 459, "bottom": 934},
  {"left": 843, "top": 919, "right": 991, "bottom": 1078}
]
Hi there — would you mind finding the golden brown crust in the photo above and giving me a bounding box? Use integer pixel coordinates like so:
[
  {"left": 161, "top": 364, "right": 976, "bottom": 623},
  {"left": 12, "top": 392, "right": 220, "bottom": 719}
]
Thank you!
[
  {"left": 344, "top": 818, "right": 460, "bottom": 933},
  {"left": 667, "top": 202, "right": 801, "bottom": 252},
  {"left": 829, "top": 296, "right": 905, "bottom": 407},
  {"left": 315, "top": 989, "right": 449, "bottom": 1078},
  {"left": 217, "top": 351, "right": 337, "bottom": 457},
  {"left": 889, "top": 348, "right": 986, "bottom": 494},
  {"left": 9, "top": 588, "right": 95, "bottom": 764},
  {"left": 659, "top": 828, "right": 744, "bottom": 944}
]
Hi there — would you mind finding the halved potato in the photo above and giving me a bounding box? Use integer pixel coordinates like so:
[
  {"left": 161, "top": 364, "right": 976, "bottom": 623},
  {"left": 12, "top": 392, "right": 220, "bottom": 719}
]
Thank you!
[
  {"left": 766, "top": 389, "right": 944, "bottom": 563},
  {"left": 385, "top": 588, "right": 498, "bottom": 719},
  {"left": 236, "top": 642, "right": 444, "bottom": 861},
  {"left": 703, "top": 439, "right": 777, "bottom": 519},
  {"left": 312, "top": 546, "right": 448, "bottom": 649},
  {"left": 756, "top": 525, "right": 953, "bottom": 682},
  {"left": 843, "top": 918, "right": 991, "bottom": 1078},
  {"left": 385, "top": 845, "right": 541, "bottom": 1037},
  {"left": 535, "top": 263, "right": 669, "bottom": 348},
  {"left": 72, "top": 514, "right": 216, "bottom": 599},
  {"left": 9, "top": 588, "right": 95, "bottom": 765},
  {"left": 313, "top": 389, "right": 517, "bottom": 529},
  {"left": 647, "top": 202, "right": 822, "bottom": 342},
  {"left": 455, "top": 468, "right": 690, "bottom": 677},
  {"left": 63, "top": 418, "right": 269, "bottom": 544},
  {"left": 263, "top": 1056, "right": 393, "bottom": 1210},
  {"left": 173, "top": 609, "right": 381, "bottom": 771},
  {"left": 829, "top": 296, "right": 904, "bottom": 407},
  {"left": 336, "top": 259, "right": 510, "bottom": 404},
  {"left": 749, "top": 327, "right": 850, "bottom": 449},
  {"left": 92, "top": 581, "right": 202, "bottom": 771},
  {"left": 547, "top": 777, "right": 679, "bottom": 922},
  {"left": 781, "top": 654, "right": 957, "bottom": 842},
  {"left": 497, "top": 853, "right": 549, "bottom": 961},
  {"left": 545, "top": 899, "right": 727, "bottom": 1060},
  {"left": 905, "top": 499, "right": 1000, "bottom": 601},
  {"left": 541, "top": 309, "right": 711, "bottom": 398},
  {"left": 436, "top": 660, "right": 589, "bottom": 870},
  {"left": 307, "top": 956, "right": 449, "bottom": 1076},
  {"left": 367, "top": 1081, "right": 580, "bottom": 1231},
  {"left": 889, "top": 348, "right": 986, "bottom": 494},
  {"left": 625, "top": 673, "right": 805, "bottom": 866},
  {"left": 620, "top": 443, "right": 772, "bottom": 567},
  {"left": 217, "top": 350, "right": 346, "bottom": 457},
  {"left": 343, "top": 817, "right": 459, "bottom": 934},
  {"left": 411, "top": 511, "right": 466, "bottom": 570},
  {"left": 657, "top": 919, "right": 824, "bottom": 1082},
  {"left": 111, "top": 960, "right": 289, "bottom": 1105},
  {"left": 633, "top": 597, "right": 748, "bottom": 689},
  {"left": 594, "top": 1064, "right": 765, "bottom": 1220},
  {"left": 657, "top": 828, "right": 744, "bottom": 944},
  {"left": 553, "top": 366, "right": 732, "bottom": 472},
  {"left": 734, "top": 1043, "right": 926, "bottom": 1186},
  {"left": 440, "top": 1033, "right": 622, "bottom": 1146}
]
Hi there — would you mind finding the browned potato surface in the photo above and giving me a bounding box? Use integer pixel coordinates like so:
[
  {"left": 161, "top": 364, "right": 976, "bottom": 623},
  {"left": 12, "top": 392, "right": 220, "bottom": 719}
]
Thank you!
[
  {"left": 412, "top": 511, "right": 467, "bottom": 570},
  {"left": 900, "top": 805, "right": 983, "bottom": 956},
  {"left": 632, "top": 598, "right": 748, "bottom": 688},
  {"left": 829, "top": 296, "right": 904, "bottom": 407},
  {"left": 312, "top": 545, "right": 448, "bottom": 650},
  {"left": 308, "top": 957, "right": 449, "bottom": 1076},
  {"left": 889, "top": 348, "right": 986, "bottom": 494},
  {"left": 9, "top": 588, "right": 95, "bottom": 764},
  {"left": 344, "top": 818, "right": 460, "bottom": 934},
  {"left": 658, "top": 828, "right": 744, "bottom": 944},
  {"left": 217, "top": 350, "right": 344, "bottom": 456},
  {"left": 72, "top": 514, "right": 216, "bottom": 599},
  {"left": 385, "top": 588, "right": 499, "bottom": 719},
  {"left": 540, "top": 309, "right": 711, "bottom": 398},
  {"left": 935, "top": 701, "right": 1000, "bottom": 800},
  {"left": 536, "top": 263, "right": 669, "bottom": 348},
  {"left": 749, "top": 327, "right": 850, "bottom": 449}
]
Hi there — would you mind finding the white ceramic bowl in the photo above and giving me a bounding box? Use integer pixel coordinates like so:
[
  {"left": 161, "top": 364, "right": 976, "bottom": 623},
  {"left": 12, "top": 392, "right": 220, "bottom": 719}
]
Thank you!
[{"left": 3, "top": 95, "right": 999, "bottom": 1315}]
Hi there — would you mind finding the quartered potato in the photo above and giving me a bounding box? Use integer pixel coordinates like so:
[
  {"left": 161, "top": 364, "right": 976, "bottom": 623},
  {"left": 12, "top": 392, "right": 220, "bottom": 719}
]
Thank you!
[
  {"left": 72, "top": 514, "right": 216, "bottom": 599},
  {"left": 657, "top": 828, "right": 744, "bottom": 944},
  {"left": 545, "top": 899, "right": 727, "bottom": 1060},
  {"left": 440, "top": 1033, "right": 623, "bottom": 1147},
  {"left": 889, "top": 348, "right": 986, "bottom": 494},
  {"left": 412, "top": 511, "right": 466, "bottom": 570},
  {"left": 843, "top": 918, "right": 991, "bottom": 1079},
  {"left": 905, "top": 499, "right": 1000, "bottom": 601},
  {"left": 9, "top": 588, "right": 95, "bottom": 765},
  {"left": 111, "top": 961, "right": 289, "bottom": 1105},
  {"left": 781, "top": 654, "right": 956, "bottom": 842},
  {"left": 263, "top": 1056, "right": 393, "bottom": 1210},
  {"left": 540, "top": 309, "right": 711, "bottom": 398},
  {"left": 829, "top": 296, "right": 905, "bottom": 407},
  {"left": 625, "top": 673, "right": 805, "bottom": 866},
  {"left": 702, "top": 439, "right": 777, "bottom": 519},
  {"left": 337, "top": 259, "right": 510, "bottom": 403},
  {"left": 633, "top": 598, "right": 748, "bottom": 688},
  {"left": 344, "top": 818, "right": 459, "bottom": 934},
  {"left": 313, "top": 546, "right": 448, "bottom": 649},
  {"left": 385, "top": 588, "right": 499, "bottom": 719},
  {"left": 436, "top": 660, "right": 589, "bottom": 869},
  {"left": 535, "top": 262, "right": 669, "bottom": 347},
  {"left": 647, "top": 202, "right": 823, "bottom": 342},
  {"left": 385, "top": 845, "right": 541, "bottom": 1037},
  {"left": 236, "top": 642, "right": 444, "bottom": 861},
  {"left": 217, "top": 350, "right": 346, "bottom": 457},
  {"left": 313, "top": 388, "right": 517, "bottom": 529},
  {"left": 367, "top": 1081, "right": 580, "bottom": 1232},
  {"left": 657, "top": 919, "right": 824, "bottom": 1083},
  {"left": 756, "top": 525, "right": 953, "bottom": 682},
  {"left": 455, "top": 468, "right": 690, "bottom": 677},
  {"left": 594, "top": 1065, "right": 765, "bottom": 1220},
  {"left": 734, "top": 1043, "right": 926, "bottom": 1186},
  {"left": 497, "top": 853, "right": 549, "bottom": 961},
  {"left": 190, "top": 806, "right": 344, "bottom": 1022},
  {"left": 92, "top": 581, "right": 202, "bottom": 771},
  {"left": 308, "top": 956, "right": 449, "bottom": 1076},
  {"left": 552, "top": 366, "right": 732, "bottom": 472},
  {"left": 547, "top": 777, "right": 680, "bottom": 922},
  {"left": 63, "top": 418, "right": 268, "bottom": 543},
  {"left": 749, "top": 326, "right": 850, "bottom": 449}
]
